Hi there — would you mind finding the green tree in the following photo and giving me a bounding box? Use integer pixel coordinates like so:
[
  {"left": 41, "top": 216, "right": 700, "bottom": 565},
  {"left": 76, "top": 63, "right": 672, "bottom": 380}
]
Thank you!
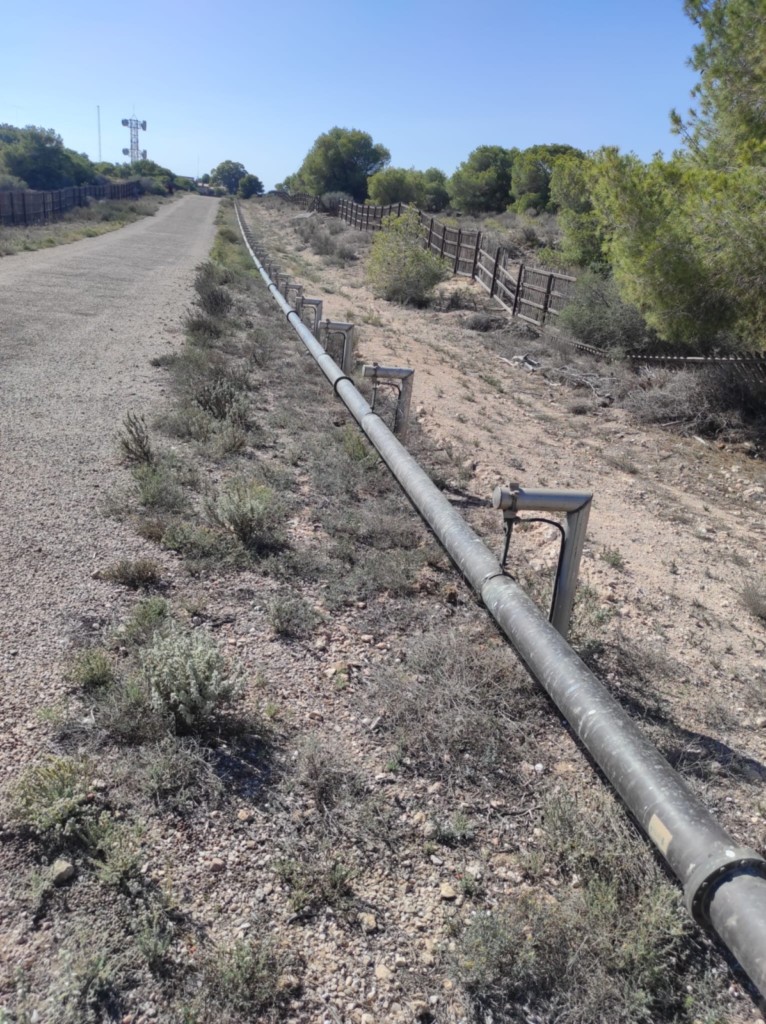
[
  {"left": 238, "top": 173, "right": 264, "bottom": 198},
  {"left": 292, "top": 127, "right": 390, "bottom": 201},
  {"left": 447, "top": 145, "right": 517, "bottom": 213},
  {"left": 367, "top": 167, "right": 419, "bottom": 205},
  {"left": 367, "top": 166, "right": 450, "bottom": 212},
  {"left": 548, "top": 154, "right": 606, "bottom": 269},
  {"left": 418, "top": 168, "right": 450, "bottom": 212},
  {"left": 672, "top": 0, "right": 766, "bottom": 165},
  {"left": 367, "top": 208, "right": 449, "bottom": 305},
  {"left": 511, "top": 144, "right": 583, "bottom": 211},
  {"left": 0, "top": 125, "right": 95, "bottom": 190},
  {"left": 210, "top": 160, "right": 248, "bottom": 193}
]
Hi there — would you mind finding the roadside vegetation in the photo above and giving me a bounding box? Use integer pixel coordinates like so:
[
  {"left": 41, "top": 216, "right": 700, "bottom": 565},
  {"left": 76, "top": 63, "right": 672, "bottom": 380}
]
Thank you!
[{"left": 0, "top": 195, "right": 165, "bottom": 256}]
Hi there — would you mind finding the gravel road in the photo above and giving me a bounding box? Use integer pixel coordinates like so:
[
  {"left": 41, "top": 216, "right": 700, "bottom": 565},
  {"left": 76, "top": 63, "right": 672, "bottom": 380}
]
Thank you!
[{"left": 0, "top": 196, "right": 218, "bottom": 780}]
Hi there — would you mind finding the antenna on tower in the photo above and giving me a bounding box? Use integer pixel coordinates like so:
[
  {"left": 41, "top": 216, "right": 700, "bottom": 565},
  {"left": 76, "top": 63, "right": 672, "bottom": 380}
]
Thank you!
[
  {"left": 97, "top": 105, "right": 101, "bottom": 162},
  {"left": 120, "top": 116, "right": 147, "bottom": 162}
]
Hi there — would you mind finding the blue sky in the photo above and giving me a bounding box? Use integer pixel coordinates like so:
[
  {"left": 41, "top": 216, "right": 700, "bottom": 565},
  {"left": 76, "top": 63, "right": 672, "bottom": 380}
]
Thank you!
[{"left": 2, "top": 0, "right": 701, "bottom": 188}]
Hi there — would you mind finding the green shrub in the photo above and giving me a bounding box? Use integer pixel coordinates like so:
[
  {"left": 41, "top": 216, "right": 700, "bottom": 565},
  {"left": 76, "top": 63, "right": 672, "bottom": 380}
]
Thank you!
[
  {"left": 121, "top": 597, "right": 169, "bottom": 646},
  {"left": 367, "top": 208, "right": 449, "bottom": 305},
  {"left": 133, "top": 462, "right": 188, "bottom": 513},
  {"left": 267, "top": 596, "right": 320, "bottom": 638},
  {"left": 138, "top": 626, "right": 244, "bottom": 733},
  {"left": 7, "top": 757, "right": 93, "bottom": 845},
  {"left": 558, "top": 272, "right": 651, "bottom": 352},
  {"left": 211, "top": 478, "right": 285, "bottom": 553}
]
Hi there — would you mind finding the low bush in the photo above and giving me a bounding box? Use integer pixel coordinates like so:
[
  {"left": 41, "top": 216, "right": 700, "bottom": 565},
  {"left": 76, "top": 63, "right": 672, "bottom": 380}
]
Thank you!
[
  {"left": 622, "top": 365, "right": 766, "bottom": 440},
  {"left": 133, "top": 462, "right": 189, "bottom": 513},
  {"left": 369, "top": 632, "right": 540, "bottom": 782},
  {"left": 7, "top": 757, "right": 94, "bottom": 848},
  {"left": 210, "top": 478, "right": 285, "bottom": 554},
  {"left": 559, "top": 272, "right": 652, "bottom": 352},
  {"left": 267, "top": 595, "right": 320, "bottom": 638},
  {"left": 743, "top": 579, "right": 766, "bottom": 622},
  {"left": 367, "top": 208, "right": 449, "bottom": 306},
  {"left": 103, "top": 558, "right": 163, "bottom": 590},
  {"left": 456, "top": 790, "right": 721, "bottom": 1024},
  {"left": 138, "top": 626, "right": 244, "bottom": 733}
]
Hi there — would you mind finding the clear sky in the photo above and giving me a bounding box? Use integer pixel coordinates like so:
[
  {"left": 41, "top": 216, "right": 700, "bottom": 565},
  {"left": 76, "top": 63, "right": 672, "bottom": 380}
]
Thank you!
[{"left": 2, "top": 0, "right": 701, "bottom": 189}]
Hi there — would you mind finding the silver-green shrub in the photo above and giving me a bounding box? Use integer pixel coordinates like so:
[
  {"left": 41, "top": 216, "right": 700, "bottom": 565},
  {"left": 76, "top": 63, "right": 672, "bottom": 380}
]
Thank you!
[{"left": 139, "top": 627, "right": 244, "bottom": 732}]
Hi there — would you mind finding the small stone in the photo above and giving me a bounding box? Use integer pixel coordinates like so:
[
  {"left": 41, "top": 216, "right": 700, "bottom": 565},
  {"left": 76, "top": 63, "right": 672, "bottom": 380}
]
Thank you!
[
  {"left": 210, "top": 857, "right": 226, "bottom": 873},
  {"left": 276, "top": 973, "right": 301, "bottom": 994},
  {"left": 237, "top": 809, "right": 254, "bottom": 822},
  {"left": 374, "top": 963, "right": 394, "bottom": 982},
  {"left": 361, "top": 1015, "right": 375, "bottom": 1024},
  {"left": 358, "top": 912, "right": 378, "bottom": 934},
  {"left": 439, "top": 882, "right": 457, "bottom": 901},
  {"left": 50, "top": 859, "right": 75, "bottom": 886}
]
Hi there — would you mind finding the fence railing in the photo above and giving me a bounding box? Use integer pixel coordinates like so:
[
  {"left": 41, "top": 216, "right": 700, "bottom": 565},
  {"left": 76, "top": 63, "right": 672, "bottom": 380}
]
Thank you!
[
  {"left": 0, "top": 181, "right": 141, "bottom": 227},
  {"left": 335, "top": 198, "right": 575, "bottom": 328}
]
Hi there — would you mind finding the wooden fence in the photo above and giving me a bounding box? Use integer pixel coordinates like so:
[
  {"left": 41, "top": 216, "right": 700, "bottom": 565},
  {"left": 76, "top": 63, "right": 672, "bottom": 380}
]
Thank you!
[
  {"left": 335, "top": 197, "right": 575, "bottom": 328},
  {"left": 0, "top": 181, "right": 141, "bottom": 227},
  {"left": 278, "top": 193, "right": 766, "bottom": 377}
]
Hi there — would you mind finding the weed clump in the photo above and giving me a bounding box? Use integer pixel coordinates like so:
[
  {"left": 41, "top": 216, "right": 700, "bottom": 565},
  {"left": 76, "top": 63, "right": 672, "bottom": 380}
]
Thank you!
[
  {"left": 118, "top": 411, "right": 154, "bottom": 465},
  {"left": 742, "top": 579, "right": 766, "bottom": 622},
  {"left": 103, "top": 558, "right": 163, "bottom": 590},
  {"left": 370, "top": 633, "right": 540, "bottom": 782},
  {"left": 70, "top": 648, "right": 114, "bottom": 690},
  {"left": 211, "top": 478, "right": 285, "bottom": 554},
  {"left": 267, "top": 595, "right": 320, "bottom": 638}
]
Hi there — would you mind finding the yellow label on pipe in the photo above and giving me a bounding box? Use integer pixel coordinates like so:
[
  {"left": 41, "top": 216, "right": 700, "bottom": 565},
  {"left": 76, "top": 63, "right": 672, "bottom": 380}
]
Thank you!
[{"left": 648, "top": 813, "right": 673, "bottom": 855}]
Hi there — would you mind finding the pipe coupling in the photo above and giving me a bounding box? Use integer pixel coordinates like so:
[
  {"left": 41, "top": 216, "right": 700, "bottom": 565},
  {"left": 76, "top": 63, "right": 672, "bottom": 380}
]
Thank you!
[{"left": 684, "top": 847, "right": 766, "bottom": 925}]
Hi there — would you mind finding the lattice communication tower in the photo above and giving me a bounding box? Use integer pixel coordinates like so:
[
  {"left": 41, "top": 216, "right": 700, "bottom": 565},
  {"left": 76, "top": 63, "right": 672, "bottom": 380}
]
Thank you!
[{"left": 121, "top": 117, "right": 147, "bottom": 162}]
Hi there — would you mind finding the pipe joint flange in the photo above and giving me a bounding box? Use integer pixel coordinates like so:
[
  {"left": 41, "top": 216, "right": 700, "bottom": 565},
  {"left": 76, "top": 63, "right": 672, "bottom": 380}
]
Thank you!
[{"left": 684, "top": 847, "right": 766, "bottom": 925}]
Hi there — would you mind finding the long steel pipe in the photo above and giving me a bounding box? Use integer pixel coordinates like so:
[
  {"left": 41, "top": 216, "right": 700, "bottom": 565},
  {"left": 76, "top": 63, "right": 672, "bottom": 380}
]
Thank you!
[{"left": 234, "top": 202, "right": 766, "bottom": 997}]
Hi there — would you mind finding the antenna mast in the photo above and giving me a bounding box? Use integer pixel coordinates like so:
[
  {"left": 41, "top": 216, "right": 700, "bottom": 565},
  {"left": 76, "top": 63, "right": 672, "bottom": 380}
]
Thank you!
[{"left": 121, "top": 116, "right": 147, "bottom": 162}]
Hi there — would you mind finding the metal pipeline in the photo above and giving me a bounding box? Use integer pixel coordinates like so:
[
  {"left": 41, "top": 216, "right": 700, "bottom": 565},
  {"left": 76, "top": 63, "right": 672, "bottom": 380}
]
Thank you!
[{"left": 234, "top": 202, "right": 766, "bottom": 997}]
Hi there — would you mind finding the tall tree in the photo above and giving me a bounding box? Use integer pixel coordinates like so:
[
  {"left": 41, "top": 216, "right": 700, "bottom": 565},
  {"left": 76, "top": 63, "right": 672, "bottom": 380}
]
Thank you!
[
  {"left": 293, "top": 128, "right": 390, "bottom": 201},
  {"left": 447, "top": 145, "right": 516, "bottom": 213},
  {"left": 511, "top": 144, "right": 583, "bottom": 210},
  {"left": 237, "top": 173, "right": 264, "bottom": 198},
  {"left": 210, "top": 160, "right": 248, "bottom": 193},
  {"left": 672, "top": 0, "right": 766, "bottom": 165}
]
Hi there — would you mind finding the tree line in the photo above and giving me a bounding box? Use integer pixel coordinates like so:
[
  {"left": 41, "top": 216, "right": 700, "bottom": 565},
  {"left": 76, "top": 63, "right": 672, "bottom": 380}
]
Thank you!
[
  {"left": 276, "top": 0, "right": 765, "bottom": 353},
  {"left": 0, "top": 130, "right": 266, "bottom": 202}
]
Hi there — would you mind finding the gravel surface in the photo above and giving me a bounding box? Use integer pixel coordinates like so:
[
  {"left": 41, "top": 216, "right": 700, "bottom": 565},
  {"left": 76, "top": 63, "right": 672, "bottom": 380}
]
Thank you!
[{"left": 0, "top": 196, "right": 218, "bottom": 782}]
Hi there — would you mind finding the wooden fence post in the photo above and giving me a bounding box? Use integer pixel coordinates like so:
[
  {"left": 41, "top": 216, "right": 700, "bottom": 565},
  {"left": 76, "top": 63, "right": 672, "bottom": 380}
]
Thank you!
[
  {"left": 472, "top": 232, "right": 482, "bottom": 280},
  {"left": 513, "top": 264, "right": 524, "bottom": 316},
  {"left": 454, "top": 229, "right": 462, "bottom": 273},
  {"left": 427, "top": 218, "right": 434, "bottom": 252},
  {"left": 542, "top": 273, "right": 555, "bottom": 325},
  {"left": 439, "top": 225, "right": 447, "bottom": 259},
  {"left": 490, "top": 246, "right": 502, "bottom": 297}
]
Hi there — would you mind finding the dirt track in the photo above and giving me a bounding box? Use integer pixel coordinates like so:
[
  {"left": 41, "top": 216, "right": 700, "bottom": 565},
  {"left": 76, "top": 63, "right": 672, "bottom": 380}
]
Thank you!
[{"left": 0, "top": 196, "right": 218, "bottom": 780}]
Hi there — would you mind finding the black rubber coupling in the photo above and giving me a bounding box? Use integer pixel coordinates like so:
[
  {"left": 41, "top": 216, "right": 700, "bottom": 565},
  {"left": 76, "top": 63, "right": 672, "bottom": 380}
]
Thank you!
[{"left": 684, "top": 846, "right": 766, "bottom": 925}]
